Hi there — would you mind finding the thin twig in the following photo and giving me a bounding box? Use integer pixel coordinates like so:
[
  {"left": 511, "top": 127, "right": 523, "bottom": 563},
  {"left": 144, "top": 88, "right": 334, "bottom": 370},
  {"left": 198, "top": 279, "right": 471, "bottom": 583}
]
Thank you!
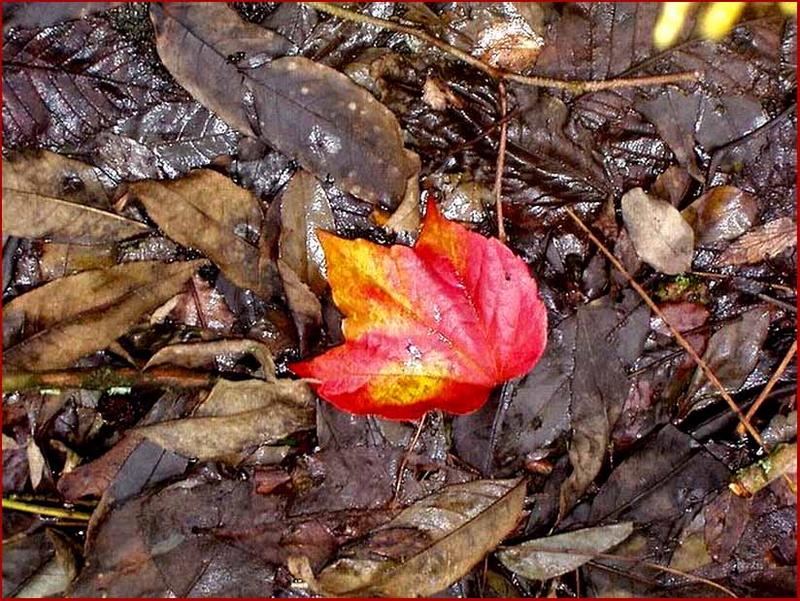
[
  {"left": 3, "top": 367, "right": 216, "bottom": 392},
  {"left": 690, "top": 270, "right": 796, "bottom": 295},
  {"left": 736, "top": 340, "right": 797, "bottom": 436},
  {"left": 494, "top": 81, "right": 509, "bottom": 242},
  {"left": 392, "top": 412, "right": 427, "bottom": 504},
  {"left": 307, "top": 2, "right": 699, "bottom": 93},
  {"left": 2, "top": 498, "right": 92, "bottom": 521},
  {"left": 563, "top": 208, "right": 766, "bottom": 449}
]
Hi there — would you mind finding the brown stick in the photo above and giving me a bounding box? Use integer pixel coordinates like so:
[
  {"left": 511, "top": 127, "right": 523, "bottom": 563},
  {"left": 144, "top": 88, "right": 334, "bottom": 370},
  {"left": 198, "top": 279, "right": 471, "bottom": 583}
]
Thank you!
[
  {"left": 307, "top": 3, "right": 699, "bottom": 93},
  {"left": 563, "top": 208, "right": 766, "bottom": 449},
  {"left": 494, "top": 81, "right": 509, "bottom": 242},
  {"left": 392, "top": 412, "right": 427, "bottom": 504},
  {"left": 736, "top": 339, "right": 797, "bottom": 436},
  {"left": 3, "top": 367, "right": 216, "bottom": 392}
]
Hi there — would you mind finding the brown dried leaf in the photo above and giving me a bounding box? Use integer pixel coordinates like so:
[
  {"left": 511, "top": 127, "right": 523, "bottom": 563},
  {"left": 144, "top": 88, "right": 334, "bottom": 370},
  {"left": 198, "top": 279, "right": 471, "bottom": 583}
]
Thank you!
[
  {"left": 2, "top": 151, "right": 149, "bottom": 244},
  {"left": 3, "top": 260, "right": 206, "bottom": 371},
  {"left": 150, "top": 2, "right": 417, "bottom": 206},
  {"left": 278, "top": 170, "right": 334, "bottom": 296},
  {"left": 135, "top": 379, "right": 314, "bottom": 462},
  {"left": 130, "top": 170, "right": 273, "bottom": 297},
  {"left": 145, "top": 339, "right": 275, "bottom": 377},
  {"left": 622, "top": 187, "right": 694, "bottom": 274},
  {"left": 290, "top": 478, "right": 526, "bottom": 597},
  {"left": 498, "top": 522, "right": 634, "bottom": 581},
  {"left": 717, "top": 217, "right": 796, "bottom": 266}
]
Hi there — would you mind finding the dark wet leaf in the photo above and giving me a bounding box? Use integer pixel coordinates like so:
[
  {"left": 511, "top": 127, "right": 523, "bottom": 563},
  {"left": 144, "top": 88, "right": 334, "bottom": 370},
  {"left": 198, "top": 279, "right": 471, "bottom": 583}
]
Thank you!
[
  {"left": 682, "top": 307, "right": 771, "bottom": 417},
  {"left": 290, "top": 478, "right": 526, "bottom": 597},
  {"left": 717, "top": 216, "right": 796, "bottom": 266},
  {"left": 3, "top": 151, "right": 149, "bottom": 244},
  {"left": 151, "top": 2, "right": 418, "bottom": 206},
  {"left": 2, "top": 17, "right": 176, "bottom": 149},
  {"left": 277, "top": 259, "right": 323, "bottom": 355},
  {"left": 498, "top": 522, "right": 634, "bottom": 581},
  {"left": 93, "top": 101, "right": 240, "bottom": 181},
  {"left": 621, "top": 187, "right": 694, "bottom": 275},
  {"left": 130, "top": 170, "right": 274, "bottom": 297},
  {"left": 3, "top": 260, "right": 205, "bottom": 371},
  {"left": 682, "top": 186, "right": 759, "bottom": 246}
]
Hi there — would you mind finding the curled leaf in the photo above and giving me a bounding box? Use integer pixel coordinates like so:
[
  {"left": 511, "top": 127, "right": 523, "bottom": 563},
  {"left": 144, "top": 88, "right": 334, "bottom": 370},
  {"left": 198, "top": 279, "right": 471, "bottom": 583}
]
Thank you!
[{"left": 290, "top": 478, "right": 526, "bottom": 597}]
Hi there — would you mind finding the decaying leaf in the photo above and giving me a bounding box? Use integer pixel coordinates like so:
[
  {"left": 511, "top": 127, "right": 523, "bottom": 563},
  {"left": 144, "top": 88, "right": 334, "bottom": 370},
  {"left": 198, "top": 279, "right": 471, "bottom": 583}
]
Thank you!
[
  {"left": 151, "top": 2, "right": 417, "bottom": 207},
  {"left": 717, "top": 217, "right": 796, "bottom": 266},
  {"left": 498, "top": 522, "right": 634, "bottom": 580},
  {"left": 2, "top": 16, "right": 175, "bottom": 148},
  {"left": 2, "top": 151, "right": 149, "bottom": 244},
  {"left": 145, "top": 338, "right": 275, "bottom": 376},
  {"left": 135, "top": 378, "right": 314, "bottom": 462},
  {"left": 26, "top": 439, "right": 46, "bottom": 490},
  {"left": 130, "top": 170, "right": 273, "bottom": 297},
  {"left": 621, "top": 187, "right": 695, "bottom": 274},
  {"left": 290, "top": 197, "right": 548, "bottom": 420},
  {"left": 682, "top": 186, "right": 759, "bottom": 246},
  {"left": 278, "top": 259, "right": 323, "bottom": 355},
  {"left": 289, "top": 478, "right": 526, "bottom": 597},
  {"left": 681, "top": 307, "right": 771, "bottom": 416},
  {"left": 3, "top": 260, "right": 206, "bottom": 371},
  {"left": 278, "top": 169, "right": 335, "bottom": 295}
]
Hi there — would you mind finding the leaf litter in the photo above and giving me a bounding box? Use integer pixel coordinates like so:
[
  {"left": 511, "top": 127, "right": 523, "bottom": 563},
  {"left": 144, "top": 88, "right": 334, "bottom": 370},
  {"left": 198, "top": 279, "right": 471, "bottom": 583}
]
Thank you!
[{"left": 1, "top": 2, "right": 796, "bottom": 598}]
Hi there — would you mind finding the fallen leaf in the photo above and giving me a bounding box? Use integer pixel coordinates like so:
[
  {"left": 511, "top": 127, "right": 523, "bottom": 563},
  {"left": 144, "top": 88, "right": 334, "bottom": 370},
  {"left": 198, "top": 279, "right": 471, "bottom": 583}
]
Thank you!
[
  {"left": 2, "top": 152, "right": 149, "bottom": 244},
  {"left": 290, "top": 478, "right": 526, "bottom": 597},
  {"left": 145, "top": 339, "right": 275, "bottom": 377},
  {"left": 277, "top": 259, "right": 323, "bottom": 355},
  {"left": 2, "top": 528, "right": 79, "bottom": 598},
  {"left": 278, "top": 170, "right": 335, "bottom": 295},
  {"left": 26, "top": 439, "right": 46, "bottom": 490},
  {"left": 3, "top": 260, "right": 206, "bottom": 371},
  {"left": 498, "top": 522, "right": 634, "bottom": 580},
  {"left": 717, "top": 217, "right": 796, "bottom": 266},
  {"left": 681, "top": 307, "right": 771, "bottom": 417},
  {"left": 12, "top": 529, "right": 80, "bottom": 598},
  {"left": 2, "top": 16, "right": 175, "bottom": 149},
  {"left": 290, "top": 197, "right": 548, "bottom": 420},
  {"left": 151, "top": 3, "right": 417, "bottom": 207},
  {"left": 682, "top": 186, "right": 759, "bottom": 245},
  {"left": 2, "top": 2, "right": 117, "bottom": 31},
  {"left": 130, "top": 170, "right": 273, "bottom": 297},
  {"left": 621, "top": 187, "right": 695, "bottom": 274},
  {"left": 135, "top": 378, "right": 314, "bottom": 462},
  {"left": 38, "top": 242, "right": 117, "bottom": 281}
]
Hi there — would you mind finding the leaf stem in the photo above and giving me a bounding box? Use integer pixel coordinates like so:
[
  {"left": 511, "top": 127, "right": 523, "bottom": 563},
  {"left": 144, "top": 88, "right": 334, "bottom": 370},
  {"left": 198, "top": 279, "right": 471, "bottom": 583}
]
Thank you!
[
  {"left": 306, "top": 2, "right": 700, "bottom": 92},
  {"left": 2, "top": 498, "right": 92, "bottom": 521},
  {"left": 494, "top": 81, "right": 508, "bottom": 242}
]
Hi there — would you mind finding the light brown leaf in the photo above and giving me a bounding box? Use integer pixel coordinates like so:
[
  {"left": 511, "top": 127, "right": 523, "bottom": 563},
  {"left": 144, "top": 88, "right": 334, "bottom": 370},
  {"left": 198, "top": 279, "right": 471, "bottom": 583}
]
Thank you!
[
  {"left": 290, "top": 478, "right": 526, "bottom": 597},
  {"left": 145, "top": 339, "right": 276, "bottom": 378},
  {"left": 130, "top": 170, "right": 274, "bottom": 297},
  {"left": 3, "top": 260, "right": 206, "bottom": 371},
  {"left": 135, "top": 379, "right": 314, "bottom": 462},
  {"left": 621, "top": 187, "right": 694, "bottom": 274},
  {"left": 26, "top": 440, "right": 46, "bottom": 490},
  {"left": 497, "top": 522, "right": 634, "bottom": 580},
  {"left": 278, "top": 170, "right": 334, "bottom": 295},
  {"left": 2, "top": 151, "right": 149, "bottom": 244},
  {"left": 717, "top": 217, "right": 796, "bottom": 266}
]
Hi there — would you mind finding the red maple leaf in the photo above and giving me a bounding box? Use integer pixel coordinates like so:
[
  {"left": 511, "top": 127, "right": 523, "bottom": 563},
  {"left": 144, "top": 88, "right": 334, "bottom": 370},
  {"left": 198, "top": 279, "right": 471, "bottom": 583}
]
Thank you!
[{"left": 290, "top": 197, "right": 547, "bottom": 420}]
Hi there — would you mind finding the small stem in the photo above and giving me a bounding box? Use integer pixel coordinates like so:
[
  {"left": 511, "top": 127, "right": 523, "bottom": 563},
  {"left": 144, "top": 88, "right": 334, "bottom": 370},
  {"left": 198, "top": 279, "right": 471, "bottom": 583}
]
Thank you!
[
  {"left": 392, "top": 412, "right": 427, "bottom": 504},
  {"left": 2, "top": 498, "right": 92, "bottom": 521},
  {"left": 736, "top": 340, "right": 797, "bottom": 436},
  {"left": 563, "top": 208, "right": 766, "bottom": 450},
  {"left": 494, "top": 81, "right": 508, "bottom": 242},
  {"left": 307, "top": 2, "right": 699, "bottom": 92},
  {"left": 3, "top": 367, "right": 216, "bottom": 392}
]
